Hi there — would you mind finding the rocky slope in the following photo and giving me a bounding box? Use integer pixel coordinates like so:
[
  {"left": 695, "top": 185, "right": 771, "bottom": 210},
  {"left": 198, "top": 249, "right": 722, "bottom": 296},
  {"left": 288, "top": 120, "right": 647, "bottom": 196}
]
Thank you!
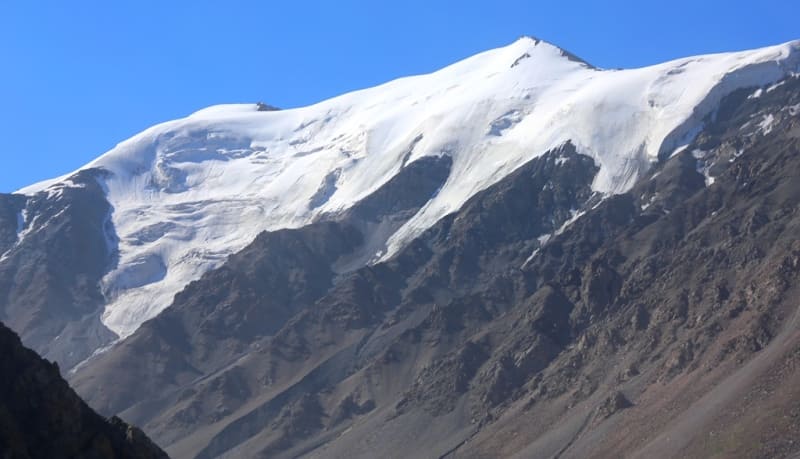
[
  {"left": 0, "top": 170, "right": 117, "bottom": 370},
  {"left": 0, "top": 321, "right": 168, "bottom": 458},
  {"left": 67, "top": 75, "right": 800, "bottom": 458}
]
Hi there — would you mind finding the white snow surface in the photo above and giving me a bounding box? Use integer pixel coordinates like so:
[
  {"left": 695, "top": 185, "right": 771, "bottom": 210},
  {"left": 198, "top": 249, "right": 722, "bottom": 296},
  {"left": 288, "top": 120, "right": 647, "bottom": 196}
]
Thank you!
[{"left": 16, "top": 37, "right": 800, "bottom": 338}]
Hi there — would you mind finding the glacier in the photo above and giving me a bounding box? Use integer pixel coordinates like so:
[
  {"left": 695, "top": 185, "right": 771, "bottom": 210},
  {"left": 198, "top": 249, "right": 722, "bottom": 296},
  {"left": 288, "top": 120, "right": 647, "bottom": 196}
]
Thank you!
[{"left": 16, "top": 36, "right": 800, "bottom": 339}]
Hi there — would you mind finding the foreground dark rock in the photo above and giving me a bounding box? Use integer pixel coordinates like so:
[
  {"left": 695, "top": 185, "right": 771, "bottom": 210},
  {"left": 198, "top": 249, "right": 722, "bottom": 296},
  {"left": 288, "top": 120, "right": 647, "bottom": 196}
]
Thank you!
[{"left": 0, "top": 321, "right": 168, "bottom": 459}]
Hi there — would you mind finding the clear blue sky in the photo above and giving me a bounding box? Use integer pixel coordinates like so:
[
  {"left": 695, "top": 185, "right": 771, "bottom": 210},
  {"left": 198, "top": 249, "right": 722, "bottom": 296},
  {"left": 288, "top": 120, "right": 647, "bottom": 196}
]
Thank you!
[{"left": 2, "top": 0, "right": 798, "bottom": 192}]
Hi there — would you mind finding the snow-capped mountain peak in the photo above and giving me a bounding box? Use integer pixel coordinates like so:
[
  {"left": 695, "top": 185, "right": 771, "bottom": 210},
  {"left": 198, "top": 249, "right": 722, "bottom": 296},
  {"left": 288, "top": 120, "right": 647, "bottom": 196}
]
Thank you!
[{"left": 15, "top": 38, "right": 800, "bottom": 339}]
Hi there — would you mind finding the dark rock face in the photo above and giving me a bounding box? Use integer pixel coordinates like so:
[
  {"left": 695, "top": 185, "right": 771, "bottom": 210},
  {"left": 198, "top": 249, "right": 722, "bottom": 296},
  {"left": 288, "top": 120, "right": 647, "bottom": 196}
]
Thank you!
[
  {"left": 0, "top": 169, "right": 118, "bottom": 371},
  {"left": 255, "top": 102, "right": 279, "bottom": 112},
  {"left": 28, "top": 77, "right": 800, "bottom": 458},
  {"left": 0, "top": 321, "right": 168, "bottom": 459},
  {"left": 462, "top": 75, "right": 800, "bottom": 459}
]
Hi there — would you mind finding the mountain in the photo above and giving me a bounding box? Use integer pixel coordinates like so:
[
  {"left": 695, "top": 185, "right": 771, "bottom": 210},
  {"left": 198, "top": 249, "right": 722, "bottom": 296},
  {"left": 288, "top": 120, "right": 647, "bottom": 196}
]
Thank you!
[
  {"left": 3, "top": 38, "right": 800, "bottom": 458},
  {"left": 8, "top": 37, "right": 799, "bottom": 362},
  {"left": 0, "top": 320, "right": 168, "bottom": 458}
]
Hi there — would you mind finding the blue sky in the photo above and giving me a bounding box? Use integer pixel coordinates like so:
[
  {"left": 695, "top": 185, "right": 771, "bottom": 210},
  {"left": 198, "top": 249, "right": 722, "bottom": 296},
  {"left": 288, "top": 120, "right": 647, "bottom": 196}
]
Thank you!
[{"left": 1, "top": 0, "right": 798, "bottom": 192}]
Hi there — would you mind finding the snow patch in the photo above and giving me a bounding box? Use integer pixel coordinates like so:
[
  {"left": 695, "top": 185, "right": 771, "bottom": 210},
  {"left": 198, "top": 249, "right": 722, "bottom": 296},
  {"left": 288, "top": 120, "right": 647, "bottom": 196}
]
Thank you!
[
  {"left": 729, "top": 148, "right": 746, "bottom": 163},
  {"left": 555, "top": 209, "right": 586, "bottom": 236},
  {"left": 693, "top": 149, "right": 716, "bottom": 186},
  {"left": 0, "top": 208, "right": 31, "bottom": 264},
  {"left": 521, "top": 233, "right": 551, "bottom": 269},
  {"left": 670, "top": 144, "right": 690, "bottom": 158},
  {"left": 766, "top": 80, "right": 786, "bottom": 93},
  {"left": 748, "top": 88, "right": 763, "bottom": 99},
  {"left": 641, "top": 193, "right": 658, "bottom": 211},
  {"left": 521, "top": 249, "right": 539, "bottom": 268},
  {"left": 15, "top": 211, "right": 38, "bottom": 244},
  {"left": 758, "top": 113, "right": 776, "bottom": 134}
]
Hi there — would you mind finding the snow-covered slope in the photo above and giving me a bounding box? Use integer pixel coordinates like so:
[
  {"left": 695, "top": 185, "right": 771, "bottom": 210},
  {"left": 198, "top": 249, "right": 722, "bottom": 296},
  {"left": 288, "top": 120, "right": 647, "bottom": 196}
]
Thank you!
[{"left": 17, "top": 37, "right": 800, "bottom": 339}]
